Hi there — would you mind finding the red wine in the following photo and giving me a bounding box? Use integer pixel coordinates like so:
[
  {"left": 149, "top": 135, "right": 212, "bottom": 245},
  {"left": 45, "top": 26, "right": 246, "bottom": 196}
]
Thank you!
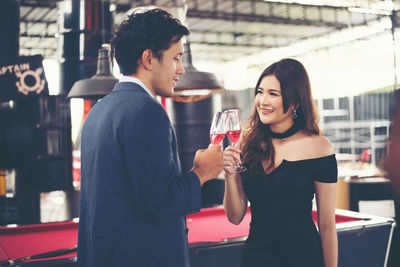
[
  {"left": 210, "top": 133, "right": 226, "bottom": 144},
  {"left": 227, "top": 130, "right": 241, "bottom": 143}
]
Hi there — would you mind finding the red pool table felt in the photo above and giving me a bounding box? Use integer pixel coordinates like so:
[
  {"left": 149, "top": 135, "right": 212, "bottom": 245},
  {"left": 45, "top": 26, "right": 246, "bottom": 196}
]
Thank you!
[{"left": 0, "top": 207, "right": 360, "bottom": 263}]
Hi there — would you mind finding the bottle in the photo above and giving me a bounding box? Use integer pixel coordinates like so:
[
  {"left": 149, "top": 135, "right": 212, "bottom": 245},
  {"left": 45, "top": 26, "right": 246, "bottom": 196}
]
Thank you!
[{"left": 0, "top": 170, "right": 6, "bottom": 196}]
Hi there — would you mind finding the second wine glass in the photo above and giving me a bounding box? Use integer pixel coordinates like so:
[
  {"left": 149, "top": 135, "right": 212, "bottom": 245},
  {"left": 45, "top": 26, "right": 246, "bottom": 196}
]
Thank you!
[
  {"left": 225, "top": 109, "right": 246, "bottom": 172},
  {"left": 210, "top": 111, "right": 227, "bottom": 145}
]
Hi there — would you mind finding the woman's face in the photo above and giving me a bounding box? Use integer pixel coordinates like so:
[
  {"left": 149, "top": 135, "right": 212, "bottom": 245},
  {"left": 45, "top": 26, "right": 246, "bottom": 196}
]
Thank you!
[{"left": 255, "top": 74, "right": 294, "bottom": 131}]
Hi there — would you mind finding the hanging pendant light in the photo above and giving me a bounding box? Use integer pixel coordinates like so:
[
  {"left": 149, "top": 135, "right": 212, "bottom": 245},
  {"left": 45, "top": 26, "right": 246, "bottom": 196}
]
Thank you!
[
  {"left": 67, "top": 44, "right": 117, "bottom": 99},
  {"left": 67, "top": 0, "right": 116, "bottom": 99},
  {"left": 161, "top": 0, "right": 224, "bottom": 102},
  {"left": 172, "top": 42, "right": 224, "bottom": 102}
]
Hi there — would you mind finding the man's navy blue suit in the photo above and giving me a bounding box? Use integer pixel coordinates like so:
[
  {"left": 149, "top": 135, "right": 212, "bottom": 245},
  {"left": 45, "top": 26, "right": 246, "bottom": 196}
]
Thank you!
[{"left": 77, "top": 81, "right": 202, "bottom": 267}]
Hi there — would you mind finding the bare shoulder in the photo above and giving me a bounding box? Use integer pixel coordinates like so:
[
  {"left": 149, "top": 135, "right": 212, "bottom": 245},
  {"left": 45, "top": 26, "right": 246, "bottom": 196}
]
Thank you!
[
  {"left": 308, "top": 134, "right": 334, "bottom": 156},
  {"left": 297, "top": 133, "right": 334, "bottom": 158}
]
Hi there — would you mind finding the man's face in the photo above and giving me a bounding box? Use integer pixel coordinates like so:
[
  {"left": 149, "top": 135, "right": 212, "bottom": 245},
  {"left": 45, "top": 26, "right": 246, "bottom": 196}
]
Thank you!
[{"left": 150, "top": 39, "right": 185, "bottom": 97}]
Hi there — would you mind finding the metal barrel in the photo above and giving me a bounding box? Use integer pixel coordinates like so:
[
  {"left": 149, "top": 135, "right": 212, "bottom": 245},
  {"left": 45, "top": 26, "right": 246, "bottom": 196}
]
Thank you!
[{"left": 168, "top": 96, "right": 225, "bottom": 207}]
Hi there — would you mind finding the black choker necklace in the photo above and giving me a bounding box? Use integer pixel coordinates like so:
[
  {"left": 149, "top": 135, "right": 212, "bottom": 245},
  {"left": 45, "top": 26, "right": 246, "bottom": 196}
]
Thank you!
[{"left": 268, "top": 121, "right": 303, "bottom": 139}]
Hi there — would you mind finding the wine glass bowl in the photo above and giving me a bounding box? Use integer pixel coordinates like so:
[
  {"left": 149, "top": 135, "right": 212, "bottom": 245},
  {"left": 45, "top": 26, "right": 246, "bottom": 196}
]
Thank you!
[
  {"left": 225, "top": 109, "right": 241, "bottom": 145},
  {"left": 227, "top": 130, "right": 241, "bottom": 144},
  {"left": 210, "top": 111, "right": 227, "bottom": 145},
  {"left": 224, "top": 109, "right": 247, "bottom": 172}
]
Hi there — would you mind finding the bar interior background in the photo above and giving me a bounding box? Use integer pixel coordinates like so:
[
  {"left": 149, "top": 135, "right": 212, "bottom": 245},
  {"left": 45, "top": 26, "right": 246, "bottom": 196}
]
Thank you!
[{"left": 0, "top": 0, "right": 400, "bottom": 266}]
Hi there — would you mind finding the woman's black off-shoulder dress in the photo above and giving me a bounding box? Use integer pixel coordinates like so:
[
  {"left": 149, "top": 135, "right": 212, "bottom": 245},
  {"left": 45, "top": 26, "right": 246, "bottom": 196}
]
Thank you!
[{"left": 240, "top": 154, "right": 338, "bottom": 267}]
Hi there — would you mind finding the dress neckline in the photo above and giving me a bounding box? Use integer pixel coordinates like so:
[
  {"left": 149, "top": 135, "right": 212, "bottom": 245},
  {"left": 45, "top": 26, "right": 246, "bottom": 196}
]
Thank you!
[
  {"left": 264, "top": 154, "right": 336, "bottom": 176},
  {"left": 283, "top": 153, "right": 335, "bottom": 163}
]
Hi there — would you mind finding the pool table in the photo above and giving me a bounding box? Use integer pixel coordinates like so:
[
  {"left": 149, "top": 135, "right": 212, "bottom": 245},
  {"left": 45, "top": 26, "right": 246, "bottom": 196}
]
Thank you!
[{"left": 0, "top": 207, "right": 395, "bottom": 267}]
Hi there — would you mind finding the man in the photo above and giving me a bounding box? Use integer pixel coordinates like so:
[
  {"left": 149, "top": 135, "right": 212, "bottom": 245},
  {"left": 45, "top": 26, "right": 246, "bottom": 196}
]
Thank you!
[{"left": 77, "top": 9, "right": 224, "bottom": 267}]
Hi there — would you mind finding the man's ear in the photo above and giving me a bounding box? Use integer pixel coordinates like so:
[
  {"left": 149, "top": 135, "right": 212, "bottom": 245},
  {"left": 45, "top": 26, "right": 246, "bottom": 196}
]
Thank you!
[{"left": 141, "top": 49, "right": 154, "bottom": 70}]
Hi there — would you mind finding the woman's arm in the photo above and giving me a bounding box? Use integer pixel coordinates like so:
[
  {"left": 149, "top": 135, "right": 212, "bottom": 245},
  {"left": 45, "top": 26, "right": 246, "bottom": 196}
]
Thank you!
[
  {"left": 223, "top": 146, "right": 248, "bottom": 225},
  {"left": 315, "top": 181, "right": 338, "bottom": 267}
]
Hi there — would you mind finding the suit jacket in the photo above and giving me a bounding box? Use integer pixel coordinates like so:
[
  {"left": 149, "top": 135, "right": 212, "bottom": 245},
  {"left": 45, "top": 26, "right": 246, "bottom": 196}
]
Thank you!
[{"left": 77, "top": 82, "right": 202, "bottom": 267}]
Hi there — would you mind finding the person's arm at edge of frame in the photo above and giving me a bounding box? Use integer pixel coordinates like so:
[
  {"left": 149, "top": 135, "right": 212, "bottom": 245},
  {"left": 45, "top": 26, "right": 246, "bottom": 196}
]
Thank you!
[
  {"left": 315, "top": 180, "right": 338, "bottom": 267},
  {"left": 385, "top": 90, "right": 400, "bottom": 193},
  {"left": 223, "top": 145, "right": 248, "bottom": 225}
]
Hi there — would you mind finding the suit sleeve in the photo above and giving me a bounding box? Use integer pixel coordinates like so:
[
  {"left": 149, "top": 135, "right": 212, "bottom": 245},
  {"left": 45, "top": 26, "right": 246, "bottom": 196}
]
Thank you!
[{"left": 122, "top": 100, "right": 202, "bottom": 223}]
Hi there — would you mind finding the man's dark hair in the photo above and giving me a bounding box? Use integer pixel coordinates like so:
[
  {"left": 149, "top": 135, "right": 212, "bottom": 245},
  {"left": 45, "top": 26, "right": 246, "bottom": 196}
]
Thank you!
[{"left": 111, "top": 8, "right": 189, "bottom": 75}]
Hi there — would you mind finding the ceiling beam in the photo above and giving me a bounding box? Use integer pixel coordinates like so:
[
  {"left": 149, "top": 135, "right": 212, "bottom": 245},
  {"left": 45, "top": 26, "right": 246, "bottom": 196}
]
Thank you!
[
  {"left": 187, "top": 9, "right": 348, "bottom": 28},
  {"left": 20, "top": 0, "right": 61, "bottom": 8},
  {"left": 20, "top": 33, "right": 56, "bottom": 38},
  {"left": 190, "top": 40, "right": 274, "bottom": 48},
  {"left": 190, "top": 29, "right": 296, "bottom": 40},
  {"left": 20, "top": 19, "right": 56, "bottom": 24},
  {"left": 18, "top": 31, "right": 278, "bottom": 49}
]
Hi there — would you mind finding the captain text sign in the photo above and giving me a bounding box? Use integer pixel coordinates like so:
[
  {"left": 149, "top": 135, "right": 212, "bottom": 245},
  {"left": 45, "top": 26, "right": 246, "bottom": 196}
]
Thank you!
[{"left": 0, "top": 55, "right": 49, "bottom": 102}]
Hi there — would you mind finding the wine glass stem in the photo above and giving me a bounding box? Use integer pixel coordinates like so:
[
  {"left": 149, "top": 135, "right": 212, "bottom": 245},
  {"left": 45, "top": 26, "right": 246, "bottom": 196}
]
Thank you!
[{"left": 232, "top": 142, "right": 240, "bottom": 167}]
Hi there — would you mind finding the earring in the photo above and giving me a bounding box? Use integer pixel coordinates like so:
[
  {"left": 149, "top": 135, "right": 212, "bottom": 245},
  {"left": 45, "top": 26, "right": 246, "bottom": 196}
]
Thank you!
[{"left": 292, "top": 109, "right": 298, "bottom": 119}]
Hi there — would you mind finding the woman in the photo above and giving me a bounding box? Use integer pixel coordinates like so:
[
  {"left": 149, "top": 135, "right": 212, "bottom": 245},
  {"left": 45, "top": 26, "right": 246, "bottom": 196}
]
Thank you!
[{"left": 223, "top": 58, "right": 338, "bottom": 267}]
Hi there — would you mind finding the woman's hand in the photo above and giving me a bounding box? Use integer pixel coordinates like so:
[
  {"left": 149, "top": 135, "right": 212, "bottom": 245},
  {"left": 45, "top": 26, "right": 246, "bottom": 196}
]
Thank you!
[
  {"left": 223, "top": 145, "right": 247, "bottom": 224},
  {"left": 223, "top": 145, "right": 242, "bottom": 175}
]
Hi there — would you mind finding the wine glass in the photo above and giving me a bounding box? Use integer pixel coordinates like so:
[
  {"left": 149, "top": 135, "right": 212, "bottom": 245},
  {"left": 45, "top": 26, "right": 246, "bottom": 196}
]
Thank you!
[
  {"left": 225, "top": 109, "right": 246, "bottom": 172},
  {"left": 210, "top": 111, "right": 227, "bottom": 145}
]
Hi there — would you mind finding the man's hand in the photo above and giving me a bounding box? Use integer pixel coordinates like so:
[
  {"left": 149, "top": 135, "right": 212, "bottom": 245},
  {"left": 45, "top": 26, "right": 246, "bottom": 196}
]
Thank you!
[{"left": 192, "top": 144, "right": 224, "bottom": 186}]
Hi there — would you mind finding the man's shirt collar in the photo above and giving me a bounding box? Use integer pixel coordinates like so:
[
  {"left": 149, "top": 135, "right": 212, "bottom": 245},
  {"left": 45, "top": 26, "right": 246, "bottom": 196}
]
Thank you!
[{"left": 119, "top": 75, "right": 155, "bottom": 98}]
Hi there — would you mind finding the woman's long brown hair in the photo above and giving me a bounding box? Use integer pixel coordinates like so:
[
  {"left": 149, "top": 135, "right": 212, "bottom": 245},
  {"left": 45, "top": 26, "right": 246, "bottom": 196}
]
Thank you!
[{"left": 241, "top": 58, "right": 320, "bottom": 174}]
